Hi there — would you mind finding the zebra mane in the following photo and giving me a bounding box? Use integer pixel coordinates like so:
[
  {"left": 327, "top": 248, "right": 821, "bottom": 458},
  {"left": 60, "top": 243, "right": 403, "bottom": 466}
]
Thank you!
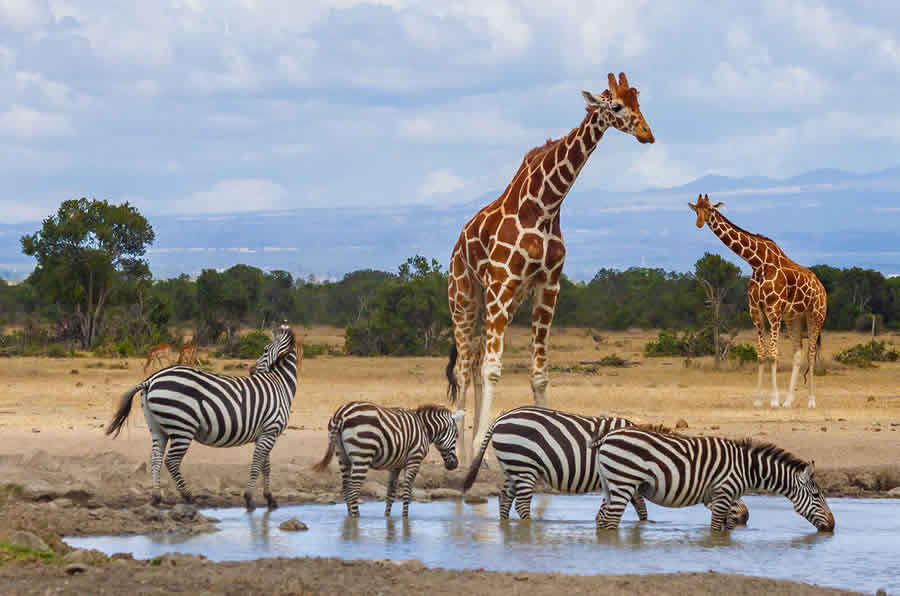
[
  {"left": 633, "top": 423, "right": 678, "bottom": 434},
  {"left": 737, "top": 438, "right": 809, "bottom": 470},
  {"left": 415, "top": 404, "right": 449, "bottom": 416}
]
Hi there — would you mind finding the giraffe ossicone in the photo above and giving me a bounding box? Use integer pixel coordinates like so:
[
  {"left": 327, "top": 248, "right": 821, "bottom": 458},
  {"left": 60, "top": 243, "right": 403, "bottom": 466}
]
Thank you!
[
  {"left": 689, "top": 193, "right": 827, "bottom": 409},
  {"left": 446, "top": 72, "right": 655, "bottom": 463}
]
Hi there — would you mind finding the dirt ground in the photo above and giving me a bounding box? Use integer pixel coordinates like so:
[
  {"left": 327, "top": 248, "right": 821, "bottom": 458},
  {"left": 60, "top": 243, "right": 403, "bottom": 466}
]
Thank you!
[{"left": 0, "top": 326, "right": 897, "bottom": 595}]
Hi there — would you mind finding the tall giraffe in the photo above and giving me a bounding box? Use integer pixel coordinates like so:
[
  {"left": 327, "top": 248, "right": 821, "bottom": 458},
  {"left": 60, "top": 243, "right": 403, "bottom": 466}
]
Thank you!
[
  {"left": 689, "top": 194, "right": 827, "bottom": 408},
  {"left": 446, "top": 72, "right": 655, "bottom": 461}
]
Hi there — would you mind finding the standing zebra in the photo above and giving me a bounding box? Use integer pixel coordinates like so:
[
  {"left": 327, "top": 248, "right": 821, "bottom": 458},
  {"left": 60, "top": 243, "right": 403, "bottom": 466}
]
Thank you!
[
  {"left": 462, "top": 406, "right": 647, "bottom": 521},
  {"left": 592, "top": 425, "right": 835, "bottom": 532},
  {"left": 106, "top": 325, "right": 302, "bottom": 511},
  {"left": 313, "top": 401, "right": 464, "bottom": 518},
  {"left": 463, "top": 406, "right": 750, "bottom": 525}
]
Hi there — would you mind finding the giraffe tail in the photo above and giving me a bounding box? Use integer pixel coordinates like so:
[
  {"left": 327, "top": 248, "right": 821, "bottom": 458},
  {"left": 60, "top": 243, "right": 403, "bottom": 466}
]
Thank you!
[
  {"left": 803, "top": 331, "right": 822, "bottom": 384},
  {"left": 446, "top": 343, "right": 459, "bottom": 404},
  {"left": 106, "top": 383, "right": 146, "bottom": 438},
  {"left": 462, "top": 421, "right": 497, "bottom": 492}
]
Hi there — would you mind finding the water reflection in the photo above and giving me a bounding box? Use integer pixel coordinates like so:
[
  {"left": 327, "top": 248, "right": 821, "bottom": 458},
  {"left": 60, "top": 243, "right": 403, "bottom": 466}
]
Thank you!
[{"left": 64, "top": 496, "right": 898, "bottom": 596}]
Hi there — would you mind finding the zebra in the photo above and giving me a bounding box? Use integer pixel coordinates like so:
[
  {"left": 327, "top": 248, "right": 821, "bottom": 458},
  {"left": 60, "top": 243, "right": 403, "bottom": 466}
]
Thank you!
[
  {"left": 312, "top": 401, "right": 464, "bottom": 517},
  {"left": 462, "top": 406, "right": 750, "bottom": 525},
  {"left": 105, "top": 325, "right": 302, "bottom": 511},
  {"left": 591, "top": 425, "right": 835, "bottom": 532}
]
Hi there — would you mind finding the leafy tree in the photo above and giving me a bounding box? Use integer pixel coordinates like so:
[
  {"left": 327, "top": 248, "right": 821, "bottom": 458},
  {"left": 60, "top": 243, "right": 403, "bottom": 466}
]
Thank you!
[{"left": 20, "top": 198, "right": 154, "bottom": 348}]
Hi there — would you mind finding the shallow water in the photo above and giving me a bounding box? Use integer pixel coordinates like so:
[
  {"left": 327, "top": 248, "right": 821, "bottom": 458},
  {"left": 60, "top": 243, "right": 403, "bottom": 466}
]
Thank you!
[{"left": 66, "top": 495, "right": 898, "bottom": 594}]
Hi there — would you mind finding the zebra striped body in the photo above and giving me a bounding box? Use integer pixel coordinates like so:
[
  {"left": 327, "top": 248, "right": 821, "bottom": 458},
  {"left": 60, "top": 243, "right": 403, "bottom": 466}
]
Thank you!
[
  {"left": 313, "top": 401, "right": 463, "bottom": 517},
  {"left": 463, "top": 406, "right": 647, "bottom": 521},
  {"left": 106, "top": 326, "right": 302, "bottom": 511},
  {"left": 592, "top": 426, "right": 835, "bottom": 532}
]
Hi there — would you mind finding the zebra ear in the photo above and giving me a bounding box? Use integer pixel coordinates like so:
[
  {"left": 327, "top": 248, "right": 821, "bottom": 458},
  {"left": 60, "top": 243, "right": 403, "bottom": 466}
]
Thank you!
[{"left": 451, "top": 410, "right": 465, "bottom": 422}]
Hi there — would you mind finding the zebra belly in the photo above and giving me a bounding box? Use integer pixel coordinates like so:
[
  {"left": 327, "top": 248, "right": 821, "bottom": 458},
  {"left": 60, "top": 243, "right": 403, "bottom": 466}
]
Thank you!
[{"left": 494, "top": 437, "right": 601, "bottom": 493}]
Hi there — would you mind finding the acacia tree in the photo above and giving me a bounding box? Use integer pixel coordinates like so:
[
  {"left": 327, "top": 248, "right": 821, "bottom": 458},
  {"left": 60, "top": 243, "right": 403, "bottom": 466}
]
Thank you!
[
  {"left": 692, "top": 252, "right": 743, "bottom": 367},
  {"left": 21, "top": 198, "right": 154, "bottom": 349}
]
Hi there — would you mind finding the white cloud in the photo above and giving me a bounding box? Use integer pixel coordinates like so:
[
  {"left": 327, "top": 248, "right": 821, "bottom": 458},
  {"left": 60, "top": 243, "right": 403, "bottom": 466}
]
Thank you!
[
  {"left": 628, "top": 144, "right": 692, "bottom": 189},
  {"left": 171, "top": 179, "right": 291, "bottom": 215},
  {"left": 418, "top": 169, "right": 465, "bottom": 199},
  {"left": 0, "top": 106, "right": 72, "bottom": 137},
  {"left": 0, "top": 0, "right": 52, "bottom": 29}
]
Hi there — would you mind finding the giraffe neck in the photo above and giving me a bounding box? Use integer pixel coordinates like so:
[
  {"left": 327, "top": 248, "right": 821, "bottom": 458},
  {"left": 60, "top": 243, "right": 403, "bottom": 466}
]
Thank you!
[
  {"left": 706, "top": 210, "right": 780, "bottom": 270},
  {"left": 527, "top": 110, "right": 612, "bottom": 213}
]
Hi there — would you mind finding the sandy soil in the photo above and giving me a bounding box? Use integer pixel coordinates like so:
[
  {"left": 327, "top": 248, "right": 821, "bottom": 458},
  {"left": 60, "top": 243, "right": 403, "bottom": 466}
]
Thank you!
[{"left": 0, "top": 326, "right": 897, "bottom": 594}]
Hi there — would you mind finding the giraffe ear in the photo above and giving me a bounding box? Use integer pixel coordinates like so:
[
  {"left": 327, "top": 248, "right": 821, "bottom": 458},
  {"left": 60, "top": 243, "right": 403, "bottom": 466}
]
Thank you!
[
  {"left": 688, "top": 202, "right": 697, "bottom": 212},
  {"left": 582, "top": 90, "right": 604, "bottom": 105},
  {"left": 712, "top": 202, "right": 725, "bottom": 209}
]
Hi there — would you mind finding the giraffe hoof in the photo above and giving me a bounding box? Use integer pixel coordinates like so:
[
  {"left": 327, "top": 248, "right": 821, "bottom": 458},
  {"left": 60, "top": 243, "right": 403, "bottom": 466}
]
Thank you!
[
  {"left": 781, "top": 401, "right": 793, "bottom": 409},
  {"left": 808, "top": 400, "right": 817, "bottom": 409},
  {"left": 752, "top": 400, "right": 762, "bottom": 408}
]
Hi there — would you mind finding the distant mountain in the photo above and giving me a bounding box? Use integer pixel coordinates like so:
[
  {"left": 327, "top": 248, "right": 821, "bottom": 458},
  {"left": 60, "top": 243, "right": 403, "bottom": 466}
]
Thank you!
[{"left": 2, "top": 166, "right": 899, "bottom": 281}]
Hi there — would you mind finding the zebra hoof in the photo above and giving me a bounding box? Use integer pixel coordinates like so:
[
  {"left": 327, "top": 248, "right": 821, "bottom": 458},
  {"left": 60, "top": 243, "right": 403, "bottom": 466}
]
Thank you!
[
  {"left": 266, "top": 497, "right": 279, "bottom": 511},
  {"left": 244, "top": 494, "right": 256, "bottom": 512}
]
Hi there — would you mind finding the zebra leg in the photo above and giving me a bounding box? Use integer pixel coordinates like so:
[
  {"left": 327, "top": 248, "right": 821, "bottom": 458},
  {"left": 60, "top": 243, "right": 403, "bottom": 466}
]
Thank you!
[
  {"left": 631, "top": 494, "right": 649, "bottom": 522},
  {"left": 344, "top": 463, "right": 368, "bottom": 518},
  {"left": 401, "top": 463, "right": 422, "bottom": 518},
  {"left": 708, "top": 493, "right": 740, "bottom": 532},
  {"left": 245, "top": 434, "right": 277, "bottom": 512},
  {"left": 595, "top": 485, "right": 634, "bottom": 530},
  {"left": 385, "top": 469, "right": 400, "bottom": 517},
  {"left": 163, "top": 435, "right": 195, "bottom": 504},
  {"left": 499, "top": 475, "right": 515, "bottom": 520},
  {"left": 149, "top": 435, "right": 167, "bottom": 506},
  {"left": 513, "top": 473, "right": 536, "bottom": 520},
  {"left": 262, "top": 454, "right": 277, "bottom": 510}
]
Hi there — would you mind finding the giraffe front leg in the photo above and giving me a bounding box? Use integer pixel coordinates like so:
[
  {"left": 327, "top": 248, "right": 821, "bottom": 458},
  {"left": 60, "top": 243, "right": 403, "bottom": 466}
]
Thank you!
[
  {"left": 449, "top": 263, "right": 481, "bottom": 466},
  {"left": 475, "top": 282, "right": 516, "bottom": 456},
  {"left": 783, "top": 317, "right": 803, "bottom": 409},
  {"left": 530, "top": 281, "right": 560, "bottom": 407},
  {"left": 807, "top": 314, "right": 823, "bottom": 409},
  {"left": 766, "top": 312, "right": 783, "bottom": 408},
  {"left": 750, "top": 301, "right": 767, "bottom": 408}
]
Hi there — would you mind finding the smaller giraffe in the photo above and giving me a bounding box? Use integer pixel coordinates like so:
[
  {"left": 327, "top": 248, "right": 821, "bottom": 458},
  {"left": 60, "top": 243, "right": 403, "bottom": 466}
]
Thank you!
[{"left": 689, "top": 194, "right": 827, "bottom": 408}]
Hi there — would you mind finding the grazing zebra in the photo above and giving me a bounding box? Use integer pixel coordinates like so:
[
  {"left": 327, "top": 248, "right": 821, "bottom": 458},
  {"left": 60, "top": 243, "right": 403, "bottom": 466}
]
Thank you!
[
  {"left": 106, "top": 325, "right": 302, "bottom": 511},
  {"left": 592, "top": 425, "right": 835, "bottom": 532},
  {"left": 463, "top": 406, "right": 750, "bottom": 525},
  {"left": 312, "top": 401, "right": 464, "bottom": 517}
]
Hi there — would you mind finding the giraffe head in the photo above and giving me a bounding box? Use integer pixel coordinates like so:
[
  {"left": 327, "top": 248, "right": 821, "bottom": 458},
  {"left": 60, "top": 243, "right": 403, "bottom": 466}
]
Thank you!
[
  {"left": 688, "top": 193, "right": 725, "bottom": 228},
  {"left": 582, "top": 72, "right": 654, "bottom": 144}
]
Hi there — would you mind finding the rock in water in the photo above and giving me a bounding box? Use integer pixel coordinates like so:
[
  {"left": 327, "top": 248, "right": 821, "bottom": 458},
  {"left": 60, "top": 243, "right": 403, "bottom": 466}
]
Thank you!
[
  {"left": 169, "top": 503, "right": 198, "bottom": 522},
  {"left": 279, "top": 519, "right": 309, "bottom": 531}
]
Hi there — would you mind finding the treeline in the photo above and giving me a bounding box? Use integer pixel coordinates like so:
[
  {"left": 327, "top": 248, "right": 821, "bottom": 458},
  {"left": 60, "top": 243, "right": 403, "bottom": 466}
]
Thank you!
[{"left": 1, "top": 198, "right": 898, "bottom": 357}]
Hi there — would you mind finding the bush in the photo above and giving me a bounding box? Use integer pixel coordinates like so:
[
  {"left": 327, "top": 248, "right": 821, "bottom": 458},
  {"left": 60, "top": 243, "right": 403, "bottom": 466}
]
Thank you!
[
  {"left": 218, "top": 331, "right": 271, "bottom": 359},
  {"left": 46, "top": 344, "right": 69, "bottom": 358},
  {"left": 116, "top": 339, "right": 134, "bottom": 357},
  {"left": 598, "top": 354, "right": 628, "bottom": 367},
  {"left": 303, "top": 343, "right": 337, "bottom": 358},
  {"left": 729, "top": 343, "right": 758, "bottom": 365},
  {"left": 645, "top": 329, "right": 715, "bottom": 358},
  {"left": 834, "top": 340, "right": 899, "bottom": 368}
]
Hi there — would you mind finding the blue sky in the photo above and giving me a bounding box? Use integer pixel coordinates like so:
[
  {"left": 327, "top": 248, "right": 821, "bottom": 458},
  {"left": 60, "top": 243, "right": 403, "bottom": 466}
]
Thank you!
[{"left": 2, "top": 1, "right": 900, "bottom": 224}]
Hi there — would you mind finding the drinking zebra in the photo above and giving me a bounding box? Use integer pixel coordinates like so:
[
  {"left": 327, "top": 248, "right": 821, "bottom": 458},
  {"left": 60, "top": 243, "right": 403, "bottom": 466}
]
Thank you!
[
  {"left": 106, "top": 325, "right": 302, "bottom": 511},
  {"left": 592, "top": 425, "right": 835, "bottom": 532},
  {"left": 313, "top": 401, "right": 464, "bottom": 517},
  {"left": 462, "top": 406, "right": 750, "bottom": 525}
]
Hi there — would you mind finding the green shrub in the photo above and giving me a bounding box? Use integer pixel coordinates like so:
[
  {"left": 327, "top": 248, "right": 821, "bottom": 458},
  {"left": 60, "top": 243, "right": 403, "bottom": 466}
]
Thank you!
[
  {"left": 303, "top": 343, "right": 336, "bottom": 358},
  {"left": 46, "top": 344, "right": 69, "bottom": 358},
  {"left": 598, "top": 354, "right": 628, "bottom": 367},
  {"left": 729, "top": 343, "right": 758, "bottom": 365},
  {"left": 645, "top": 329, "right": 715, "bottom": 358},
  {"left": 834, "top": 340, "right": 900, "bottom": 367},
  {"left": 218, "top": 331, "right": 271, "bottom": 359},
  {"left": 116, "top": 339, "right": 134, "bottom": 357}
]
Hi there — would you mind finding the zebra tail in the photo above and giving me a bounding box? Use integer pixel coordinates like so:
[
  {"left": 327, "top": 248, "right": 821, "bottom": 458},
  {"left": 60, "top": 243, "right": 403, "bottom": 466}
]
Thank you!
[
  {"left": 446, "top": 343, "right": 459, "bottom": 404},
  {"left": 462, "top": 423, "right": 496, "bottom": 492},
  {"left": 105, "top": 384, "right": 144, "bottom": 438},
  {"left": 312, "top": 427, "right": 337, "bottom": 473}
]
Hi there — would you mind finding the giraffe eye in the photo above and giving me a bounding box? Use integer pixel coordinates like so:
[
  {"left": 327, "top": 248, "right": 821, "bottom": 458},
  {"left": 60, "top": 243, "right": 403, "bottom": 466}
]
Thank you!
[{"left": 612, "top": 103, "right": 623, "bottom": 113}]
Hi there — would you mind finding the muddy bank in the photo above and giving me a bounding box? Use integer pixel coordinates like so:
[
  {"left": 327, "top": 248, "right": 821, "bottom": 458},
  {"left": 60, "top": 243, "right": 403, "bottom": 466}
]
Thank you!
[{"left": 0, "top": 550, "right": 864, "bottom": 596}]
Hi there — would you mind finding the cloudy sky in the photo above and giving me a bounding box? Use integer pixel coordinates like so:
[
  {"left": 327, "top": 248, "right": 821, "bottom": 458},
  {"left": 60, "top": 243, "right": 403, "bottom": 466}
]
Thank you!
[{"left": 2, "top": 0, "right": 900, "bottom": 224}]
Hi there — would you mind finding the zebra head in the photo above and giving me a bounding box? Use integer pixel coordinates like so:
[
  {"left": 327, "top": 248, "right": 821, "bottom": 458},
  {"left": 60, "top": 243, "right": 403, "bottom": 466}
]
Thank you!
[
  {"left": 253, "top": 324, "right": 295, "bottom": 374},
  {"left": 789, "top": 460, "right": 835, "bottom": 532},
  {"left": 418, "top": 406, "right": 463, "bottom": 470}
]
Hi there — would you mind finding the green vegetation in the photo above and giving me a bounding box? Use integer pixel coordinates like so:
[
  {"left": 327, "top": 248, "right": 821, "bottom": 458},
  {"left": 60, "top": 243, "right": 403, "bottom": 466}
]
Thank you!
[
  {"left": 834, "top": 340, "right": 900, "bottom": 367},
  {"left": 729, "top": 343, "right": 759, "bottom": 365},
  {"left": 0, "top": 543, "right": 56, "bottom": 564},
  {"left": 3, "top": 198, "right": 900, "bottom": 360}
]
